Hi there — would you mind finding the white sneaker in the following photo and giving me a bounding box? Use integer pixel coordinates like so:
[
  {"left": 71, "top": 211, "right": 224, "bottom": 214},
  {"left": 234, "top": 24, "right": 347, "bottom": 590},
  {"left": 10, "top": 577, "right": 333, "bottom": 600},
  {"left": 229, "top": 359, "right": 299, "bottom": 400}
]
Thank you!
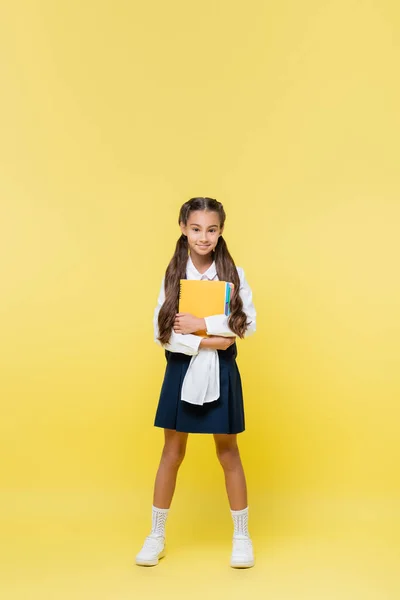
[
  {"left": 230, "top": 535, "right": 255, "bottom": 568},
  {"left": 135, "top": 534, "right": 166, "bottom": 566}
]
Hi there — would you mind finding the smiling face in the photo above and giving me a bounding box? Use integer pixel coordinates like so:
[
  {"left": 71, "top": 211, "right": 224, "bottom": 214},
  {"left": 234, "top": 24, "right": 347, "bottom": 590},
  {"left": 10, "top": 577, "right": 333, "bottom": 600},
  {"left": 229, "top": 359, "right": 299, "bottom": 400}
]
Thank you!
[{"left": 180, "top": 210, "right": 223, "bottom": 259}]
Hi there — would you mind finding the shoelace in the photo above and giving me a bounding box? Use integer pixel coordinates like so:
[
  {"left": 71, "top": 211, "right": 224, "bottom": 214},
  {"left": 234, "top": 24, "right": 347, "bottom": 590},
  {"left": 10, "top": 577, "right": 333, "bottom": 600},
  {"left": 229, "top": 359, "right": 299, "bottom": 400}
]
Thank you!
[
  {"left": 232, "top": 536, "right": 253, "bottom": 553},
  {"left": 143, "top": 535, "right": 164, "bottom": 552}
]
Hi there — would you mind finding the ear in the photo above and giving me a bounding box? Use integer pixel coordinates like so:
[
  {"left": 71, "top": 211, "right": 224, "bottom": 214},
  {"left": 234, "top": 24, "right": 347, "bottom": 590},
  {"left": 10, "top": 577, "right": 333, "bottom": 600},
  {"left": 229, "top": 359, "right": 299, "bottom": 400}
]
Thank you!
[{"left": 179, "top": 222, "right": 187, "bottom": 237}]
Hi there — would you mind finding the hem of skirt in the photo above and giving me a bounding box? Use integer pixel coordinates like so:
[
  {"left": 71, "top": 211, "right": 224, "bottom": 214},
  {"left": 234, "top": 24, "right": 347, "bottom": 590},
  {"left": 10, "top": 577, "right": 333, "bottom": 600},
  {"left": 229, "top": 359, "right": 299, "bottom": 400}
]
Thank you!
[{"left": 154, "top": 423, "right": 245, "bottom": 434}]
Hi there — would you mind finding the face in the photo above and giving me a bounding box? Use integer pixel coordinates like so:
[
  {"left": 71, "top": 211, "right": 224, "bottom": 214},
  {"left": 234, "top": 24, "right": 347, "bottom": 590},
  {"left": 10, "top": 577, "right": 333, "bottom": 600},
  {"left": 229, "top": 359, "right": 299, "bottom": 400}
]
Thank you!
[{"left": 180, "top": 210, "right": 223, "bottom": 258}]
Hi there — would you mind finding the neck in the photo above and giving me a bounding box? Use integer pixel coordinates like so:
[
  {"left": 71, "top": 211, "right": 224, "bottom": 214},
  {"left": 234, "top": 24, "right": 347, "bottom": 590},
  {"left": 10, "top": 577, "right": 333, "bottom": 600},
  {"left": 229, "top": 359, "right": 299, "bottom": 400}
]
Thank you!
[{"left": 189, "top": 251, "right": 214, "bottom": 274}]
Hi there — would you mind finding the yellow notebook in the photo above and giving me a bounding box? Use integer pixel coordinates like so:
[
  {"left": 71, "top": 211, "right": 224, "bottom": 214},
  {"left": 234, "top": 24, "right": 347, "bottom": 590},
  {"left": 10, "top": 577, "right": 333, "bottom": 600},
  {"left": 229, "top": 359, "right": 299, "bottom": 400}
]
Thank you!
[{"left": 179, "top": 279, "right": 234, "bottom": 337}]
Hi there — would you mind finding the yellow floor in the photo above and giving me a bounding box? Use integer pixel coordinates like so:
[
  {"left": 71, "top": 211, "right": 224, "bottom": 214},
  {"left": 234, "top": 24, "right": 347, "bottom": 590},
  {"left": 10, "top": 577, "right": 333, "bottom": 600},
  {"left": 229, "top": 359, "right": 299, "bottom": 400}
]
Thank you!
[{"left": 1, "top": 489, "right": 399, "bottom": 600}]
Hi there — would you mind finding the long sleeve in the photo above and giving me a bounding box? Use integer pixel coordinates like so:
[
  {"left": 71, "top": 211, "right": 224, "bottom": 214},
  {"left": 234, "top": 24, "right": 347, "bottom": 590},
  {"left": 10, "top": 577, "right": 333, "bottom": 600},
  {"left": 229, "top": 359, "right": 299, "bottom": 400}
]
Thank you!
[
  {"left": 204, "top": 267, "right": 256, "bottom": 338},
  {"left": 153, "top": 277, "right": 203, "bottom": 356}
]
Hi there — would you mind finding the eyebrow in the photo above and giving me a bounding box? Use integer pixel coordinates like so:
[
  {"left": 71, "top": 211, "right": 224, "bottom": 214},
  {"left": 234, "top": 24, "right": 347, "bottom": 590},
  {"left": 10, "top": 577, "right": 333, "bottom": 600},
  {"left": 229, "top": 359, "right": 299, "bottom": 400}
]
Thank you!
[{"left": 190, "top": 223, "right": 219, "bottom": 228}]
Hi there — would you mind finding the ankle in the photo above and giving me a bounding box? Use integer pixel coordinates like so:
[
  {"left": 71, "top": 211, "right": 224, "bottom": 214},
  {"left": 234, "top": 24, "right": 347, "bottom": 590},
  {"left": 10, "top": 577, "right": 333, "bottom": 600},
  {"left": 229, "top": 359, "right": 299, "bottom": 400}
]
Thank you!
[
  {"left": 151, "top": 505, "right": 169, "bottom": 538},
  {"left": 231, "top": 506, "right": 250, "bottom": 538}
]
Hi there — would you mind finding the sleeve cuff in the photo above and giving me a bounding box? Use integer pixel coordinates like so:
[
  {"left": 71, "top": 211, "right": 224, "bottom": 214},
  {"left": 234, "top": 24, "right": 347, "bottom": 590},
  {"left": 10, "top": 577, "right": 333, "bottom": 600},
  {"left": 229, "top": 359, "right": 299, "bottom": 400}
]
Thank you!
[
  {"left": 163, "top": 331, "right": 203, "bottom": 355},
  {"left": 183, "top": 333, "right": 203, "bottom": 352},
  {"left": 204, "top": 314, "right": 235, "bottom": 337}
]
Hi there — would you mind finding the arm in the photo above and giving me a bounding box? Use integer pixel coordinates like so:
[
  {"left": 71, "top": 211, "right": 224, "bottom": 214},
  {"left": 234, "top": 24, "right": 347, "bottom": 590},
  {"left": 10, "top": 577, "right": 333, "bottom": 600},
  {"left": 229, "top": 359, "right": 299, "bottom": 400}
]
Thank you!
[
  {"left": 199, "top": 336, "right": 236, "bottom": 350},
  {"left": 203, "top": 267, "right": 257, "bottom": 338},
  {"left": 153, "top": 277, "right": 203, "bottom": 356}
]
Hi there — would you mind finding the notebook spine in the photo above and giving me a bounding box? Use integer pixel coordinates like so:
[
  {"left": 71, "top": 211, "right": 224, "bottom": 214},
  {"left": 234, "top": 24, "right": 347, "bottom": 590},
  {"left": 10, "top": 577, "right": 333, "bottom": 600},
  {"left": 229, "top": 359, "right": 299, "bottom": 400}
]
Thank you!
[
  {"left": 225, "top": 282, "right": 234, "bottom": 316},
  {"left": 224, "top": 283, "right": 229, "bottom": 316}
]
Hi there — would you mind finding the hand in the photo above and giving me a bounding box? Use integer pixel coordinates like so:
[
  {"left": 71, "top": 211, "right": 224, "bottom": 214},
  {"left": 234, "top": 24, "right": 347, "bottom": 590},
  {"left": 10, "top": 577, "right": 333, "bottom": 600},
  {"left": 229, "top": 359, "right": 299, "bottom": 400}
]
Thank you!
[
  {"left": 200, "top": 336, "right": 236, "bottom": 351},
  {"left": 173, "top": 313, "right": 205, "bottom": 335}
]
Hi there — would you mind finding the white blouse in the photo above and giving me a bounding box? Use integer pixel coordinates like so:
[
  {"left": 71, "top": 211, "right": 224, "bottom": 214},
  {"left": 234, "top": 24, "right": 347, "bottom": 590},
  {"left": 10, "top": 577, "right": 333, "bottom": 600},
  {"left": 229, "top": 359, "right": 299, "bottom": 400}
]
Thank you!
[{"left": 153, "top": 254, "right": 256, "bottom": 405}]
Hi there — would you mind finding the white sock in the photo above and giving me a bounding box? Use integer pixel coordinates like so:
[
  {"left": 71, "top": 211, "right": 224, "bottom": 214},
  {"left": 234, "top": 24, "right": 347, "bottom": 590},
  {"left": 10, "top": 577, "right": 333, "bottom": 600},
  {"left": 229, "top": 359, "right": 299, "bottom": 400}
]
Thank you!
[
  {"left": 150, "top": 505, "right": 169, "bottom": 538},
  {"left": 231, "top": 506, "right": 250, "bottom": 538}
]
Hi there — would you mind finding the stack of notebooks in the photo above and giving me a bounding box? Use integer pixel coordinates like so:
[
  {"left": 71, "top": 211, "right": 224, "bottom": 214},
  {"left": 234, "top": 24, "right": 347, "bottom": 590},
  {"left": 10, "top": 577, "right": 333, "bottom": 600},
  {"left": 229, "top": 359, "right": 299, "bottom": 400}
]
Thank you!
[{"left": 179, "top": 279, "right": 234, "bottom": 337}]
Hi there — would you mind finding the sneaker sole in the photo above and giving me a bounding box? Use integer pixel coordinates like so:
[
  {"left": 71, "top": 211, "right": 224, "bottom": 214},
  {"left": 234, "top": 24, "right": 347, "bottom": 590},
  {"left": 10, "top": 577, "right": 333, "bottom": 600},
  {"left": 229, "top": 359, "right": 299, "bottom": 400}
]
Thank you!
[
  {"left": 136, "top": 549, "right": 166, "bottom": 567},
  {"left": 230, "top": 559, "right": 255, "bottom": 569}
]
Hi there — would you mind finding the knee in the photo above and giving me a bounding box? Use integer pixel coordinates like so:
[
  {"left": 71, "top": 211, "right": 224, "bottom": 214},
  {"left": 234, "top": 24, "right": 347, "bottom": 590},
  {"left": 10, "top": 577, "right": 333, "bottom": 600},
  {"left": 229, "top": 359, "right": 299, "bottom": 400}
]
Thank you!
[
  {"left": 216, "top": 445, "right": 240, "bottom": 471},
  {"left": 162, "top": 444, "right": 186, "bottom": 468}
]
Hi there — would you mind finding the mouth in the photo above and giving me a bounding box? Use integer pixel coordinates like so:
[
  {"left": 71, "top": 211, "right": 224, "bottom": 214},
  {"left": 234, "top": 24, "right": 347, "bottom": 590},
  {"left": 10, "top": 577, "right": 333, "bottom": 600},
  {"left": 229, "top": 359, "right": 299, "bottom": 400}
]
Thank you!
[{"left": 198, "top": 245, "right": 211, "bottom": 249}]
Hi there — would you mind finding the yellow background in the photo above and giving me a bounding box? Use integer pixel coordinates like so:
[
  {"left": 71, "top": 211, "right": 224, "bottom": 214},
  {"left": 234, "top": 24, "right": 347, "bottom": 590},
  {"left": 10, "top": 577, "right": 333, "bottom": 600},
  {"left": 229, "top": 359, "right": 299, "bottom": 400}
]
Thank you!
[{"left": 1, "top": 1, "right": 399, "bottom": 598}]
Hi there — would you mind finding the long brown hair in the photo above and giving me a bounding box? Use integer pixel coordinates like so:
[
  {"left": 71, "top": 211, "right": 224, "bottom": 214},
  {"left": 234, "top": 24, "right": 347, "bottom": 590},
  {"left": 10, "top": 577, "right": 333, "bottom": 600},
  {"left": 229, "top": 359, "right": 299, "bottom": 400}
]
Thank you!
[{"left": 157, "top": 197, "right": 248, "bottom": 344}]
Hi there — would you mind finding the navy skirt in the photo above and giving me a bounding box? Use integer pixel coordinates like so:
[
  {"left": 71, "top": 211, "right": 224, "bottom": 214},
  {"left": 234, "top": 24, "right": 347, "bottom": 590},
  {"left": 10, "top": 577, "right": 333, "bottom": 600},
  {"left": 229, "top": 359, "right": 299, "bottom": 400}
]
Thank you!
[{"left": 154, "top": 342, "right": 245, "bottom": 434}]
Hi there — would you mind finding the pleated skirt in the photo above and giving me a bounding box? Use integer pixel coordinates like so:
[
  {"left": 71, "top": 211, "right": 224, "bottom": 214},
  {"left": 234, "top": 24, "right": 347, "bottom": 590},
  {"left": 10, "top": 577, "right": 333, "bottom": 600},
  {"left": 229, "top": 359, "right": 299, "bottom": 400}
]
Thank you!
[{"left": 154, "top": 343, "right": 245, "bottom": 434}]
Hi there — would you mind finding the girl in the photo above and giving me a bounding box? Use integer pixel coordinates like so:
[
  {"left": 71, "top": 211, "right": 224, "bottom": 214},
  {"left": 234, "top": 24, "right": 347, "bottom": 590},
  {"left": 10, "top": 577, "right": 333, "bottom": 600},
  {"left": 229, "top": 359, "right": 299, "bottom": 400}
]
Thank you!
[{"left": 135, "top": 197, "right": 257, "bottom": 568}]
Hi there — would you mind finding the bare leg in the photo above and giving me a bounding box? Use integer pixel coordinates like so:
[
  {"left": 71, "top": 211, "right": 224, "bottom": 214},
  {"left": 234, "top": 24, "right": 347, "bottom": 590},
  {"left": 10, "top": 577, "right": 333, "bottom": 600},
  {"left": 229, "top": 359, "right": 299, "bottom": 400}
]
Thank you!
[
  {"left": 153, "top": 429, "right": 188, "bottom": 508},
  {"left": 214, "top": 434, "right": 248, "bottom": 510}
]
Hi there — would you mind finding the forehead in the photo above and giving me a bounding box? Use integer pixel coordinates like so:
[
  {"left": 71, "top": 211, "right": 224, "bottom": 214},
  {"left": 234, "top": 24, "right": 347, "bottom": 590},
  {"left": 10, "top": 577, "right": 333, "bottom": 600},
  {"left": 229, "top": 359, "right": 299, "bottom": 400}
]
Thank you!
[{"left": 187, "top": 210, "right": 221, "bottom": 227}]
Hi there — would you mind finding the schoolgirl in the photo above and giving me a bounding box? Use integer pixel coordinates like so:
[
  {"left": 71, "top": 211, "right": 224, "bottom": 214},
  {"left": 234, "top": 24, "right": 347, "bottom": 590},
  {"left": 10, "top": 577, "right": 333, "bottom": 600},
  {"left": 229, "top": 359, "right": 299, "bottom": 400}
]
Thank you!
[{"left": 136, "top": 197, "right": 257, "bottom": 568}]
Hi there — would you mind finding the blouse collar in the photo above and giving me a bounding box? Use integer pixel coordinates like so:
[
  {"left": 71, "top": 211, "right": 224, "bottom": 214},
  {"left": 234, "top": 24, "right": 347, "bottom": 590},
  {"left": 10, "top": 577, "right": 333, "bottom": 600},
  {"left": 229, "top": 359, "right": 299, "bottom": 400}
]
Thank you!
[{"left": 187, "top": 253, "right": 217, "bottom": 280}]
